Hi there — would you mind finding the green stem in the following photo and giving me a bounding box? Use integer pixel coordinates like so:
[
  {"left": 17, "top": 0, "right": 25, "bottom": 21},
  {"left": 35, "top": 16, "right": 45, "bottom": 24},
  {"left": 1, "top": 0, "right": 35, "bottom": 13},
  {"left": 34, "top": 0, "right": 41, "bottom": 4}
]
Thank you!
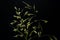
[{"left": 25, "top": 32, "right": 28, "bottom": 40}]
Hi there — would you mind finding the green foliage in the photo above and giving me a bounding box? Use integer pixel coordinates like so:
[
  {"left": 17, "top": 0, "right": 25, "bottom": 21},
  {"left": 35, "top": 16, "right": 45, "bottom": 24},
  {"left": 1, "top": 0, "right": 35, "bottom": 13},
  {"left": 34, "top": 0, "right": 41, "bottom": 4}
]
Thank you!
[{"left": 10, "top": 1, "right": 57, "bottom": 40}]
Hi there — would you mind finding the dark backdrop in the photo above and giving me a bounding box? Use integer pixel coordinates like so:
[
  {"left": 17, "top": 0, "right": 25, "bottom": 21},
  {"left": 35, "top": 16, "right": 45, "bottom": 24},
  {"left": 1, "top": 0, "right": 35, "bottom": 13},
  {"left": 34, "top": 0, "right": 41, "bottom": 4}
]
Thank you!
[{"left": 0, "top": 0, "right": 59, "bottom": 40}]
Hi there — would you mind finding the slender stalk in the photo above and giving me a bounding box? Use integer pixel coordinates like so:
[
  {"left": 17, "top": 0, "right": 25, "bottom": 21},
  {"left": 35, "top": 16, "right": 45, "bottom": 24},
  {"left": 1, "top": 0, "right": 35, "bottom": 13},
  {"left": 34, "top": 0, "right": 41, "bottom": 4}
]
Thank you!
[{"left": 25, "top": 31, "right": 28, "bottom": 40}]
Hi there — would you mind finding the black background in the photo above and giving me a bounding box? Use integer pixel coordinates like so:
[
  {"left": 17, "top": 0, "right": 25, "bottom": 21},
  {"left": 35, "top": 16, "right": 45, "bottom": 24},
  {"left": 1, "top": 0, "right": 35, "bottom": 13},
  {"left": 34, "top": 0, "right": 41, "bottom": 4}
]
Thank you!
[{"left": 0, "top": 0, "right": 60, "bottom": 40}]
